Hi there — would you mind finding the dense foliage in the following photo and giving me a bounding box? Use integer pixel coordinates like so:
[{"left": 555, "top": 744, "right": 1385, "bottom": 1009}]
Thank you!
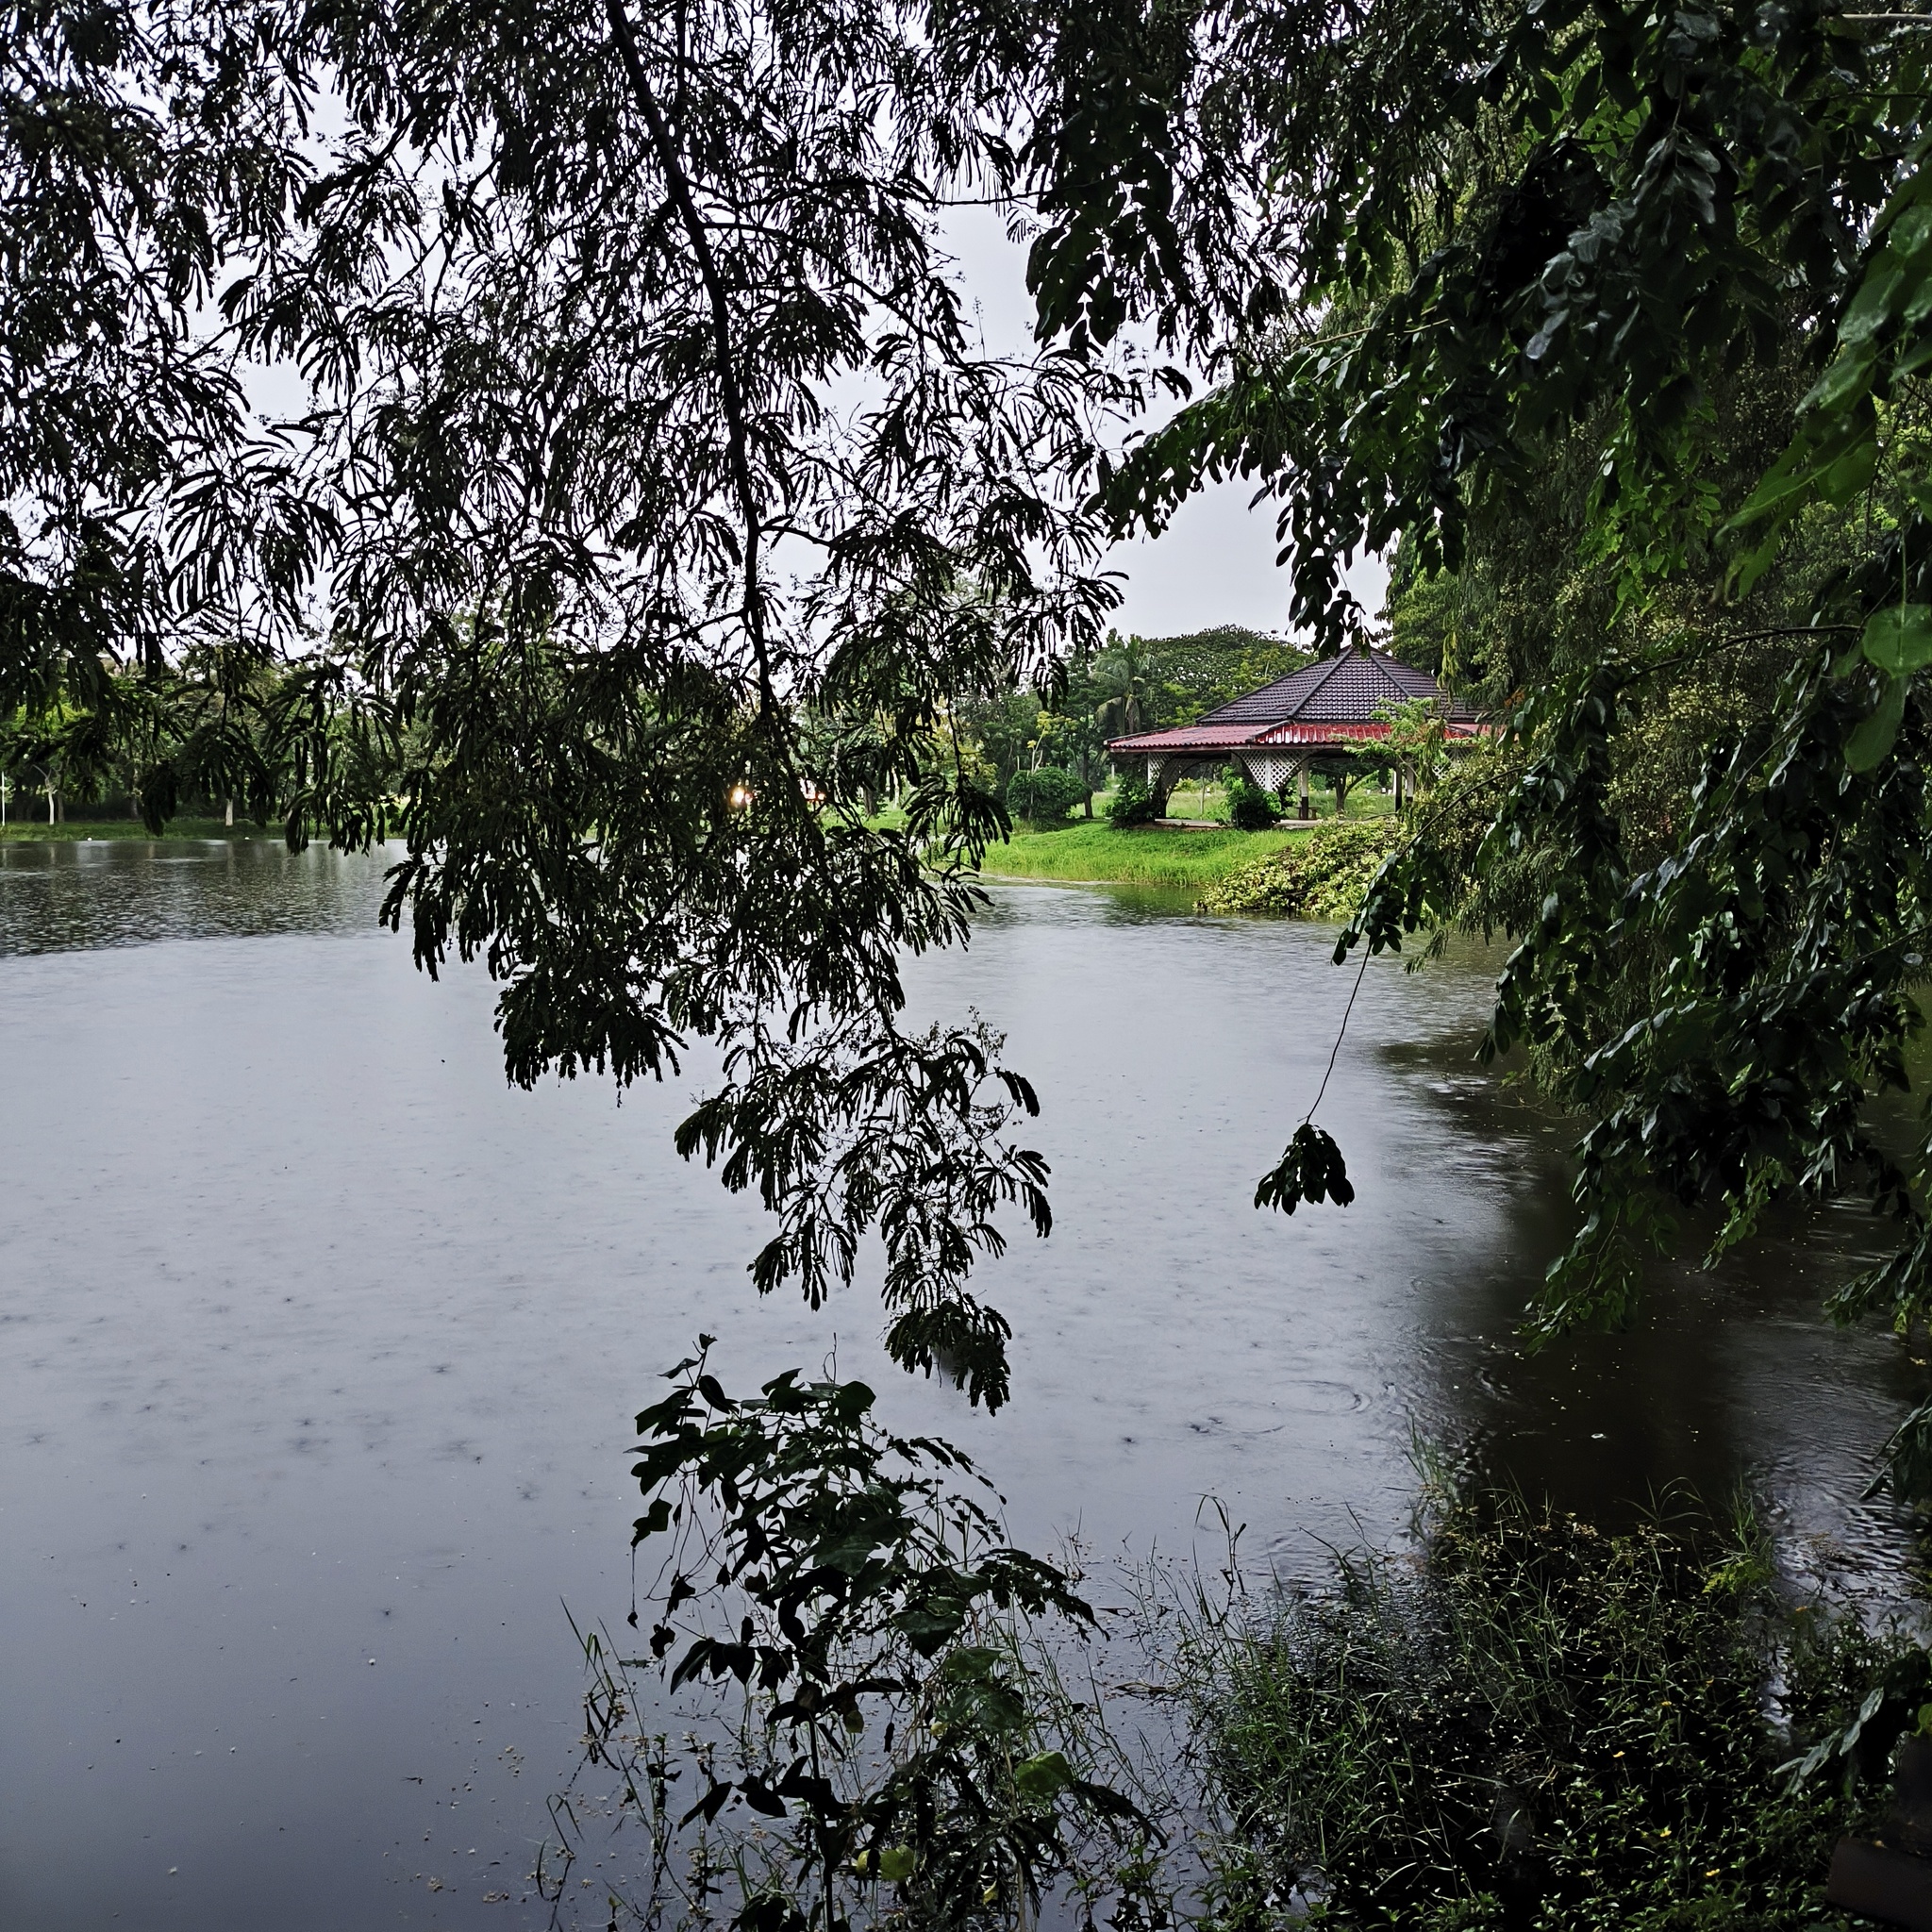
[
  {"left": 1041, "top": 0, "right": 1932, "bottom": 1478},
  {"left": 1182, "top": 1481, "right": 1906, "bottom": 1932},
  {"left": 1202, "top": 820, "right": 1402, "bottom": 919}
]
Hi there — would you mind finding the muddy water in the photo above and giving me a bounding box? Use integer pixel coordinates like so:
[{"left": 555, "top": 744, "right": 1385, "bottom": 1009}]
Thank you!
[{"left": 0, "top": 838, "right": 1923, "bottom": 1928}]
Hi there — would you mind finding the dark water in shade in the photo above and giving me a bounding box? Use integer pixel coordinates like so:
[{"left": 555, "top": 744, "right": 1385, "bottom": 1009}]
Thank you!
[{"left": 1, "top": 838, "right": 1925, "bottom": 1929}]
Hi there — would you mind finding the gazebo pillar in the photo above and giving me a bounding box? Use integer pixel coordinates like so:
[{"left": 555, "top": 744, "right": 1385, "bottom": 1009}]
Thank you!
[
  {"left": 1145, "top": 755, "right": 1176, "bottom": 815},
  {"left": 1298, "top": 765, "right": 1311, "bottom": 818}
]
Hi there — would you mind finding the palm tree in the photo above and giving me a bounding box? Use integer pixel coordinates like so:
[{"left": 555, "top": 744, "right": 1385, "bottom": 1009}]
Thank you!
[{"left": 1092, "top": 633, "right": 1160, "bottom": 741}]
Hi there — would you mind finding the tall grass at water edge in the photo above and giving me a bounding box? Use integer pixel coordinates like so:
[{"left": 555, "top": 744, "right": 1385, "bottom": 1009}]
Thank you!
[
  {"left": 1153, "top": 1472, "right": 1915, "bottom": 1932},
  {"left": 542, "top": 1433, "right": 1924, "bottom": 1932}
]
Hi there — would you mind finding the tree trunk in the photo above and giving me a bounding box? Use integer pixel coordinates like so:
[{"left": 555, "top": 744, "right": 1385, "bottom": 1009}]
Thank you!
[{"left": 1333, "top": 771, "right": 1351, "bottom": 818}]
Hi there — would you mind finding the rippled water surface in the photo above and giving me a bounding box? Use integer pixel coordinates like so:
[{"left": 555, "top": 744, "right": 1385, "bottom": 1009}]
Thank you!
[{"left": 2, "top": 837, "right": 1924, "bottom": 1928}]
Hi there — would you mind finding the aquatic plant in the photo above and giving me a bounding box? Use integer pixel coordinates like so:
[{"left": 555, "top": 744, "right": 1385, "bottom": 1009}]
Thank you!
[
  {"left": 541, "top": 1342, "right": 1162, "bottom": 1932},
  {"left": 1172, "top": 1477, "right": 1907, "bottom": 1932}
]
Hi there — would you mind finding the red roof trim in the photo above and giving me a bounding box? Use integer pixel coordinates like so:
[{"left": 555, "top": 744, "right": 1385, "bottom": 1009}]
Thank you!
[
  {"left": 1105, "top": 723, "right": 1273, "bottom": 752},
  {"left": 1106, "top": 719, "right": 1486, "bottom": 755},
  {"left": 1260, "top": 721, "right": 1395, "bottom": 744}
]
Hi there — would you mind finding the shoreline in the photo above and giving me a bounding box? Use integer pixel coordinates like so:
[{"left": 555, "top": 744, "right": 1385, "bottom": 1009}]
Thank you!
[
  {"left": 1, "top": 813, "right": 1373, "bottom": 900},
  {"left": 0, "top": 819, "right": 265, "bottom": 843}
]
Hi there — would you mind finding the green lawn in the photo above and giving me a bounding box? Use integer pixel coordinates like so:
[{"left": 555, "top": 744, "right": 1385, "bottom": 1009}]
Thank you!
[
  {"left": 0, "top": 817, "right": 258, "bottom": 842},
  {"left": 977, "top": 819, "right": 1306, "bottom": 888}
]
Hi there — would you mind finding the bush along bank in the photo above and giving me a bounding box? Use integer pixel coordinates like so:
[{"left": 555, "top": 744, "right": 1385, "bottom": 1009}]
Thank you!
[
  {"left": 1006, "top": 764, "right": 1091, "bottom": 824},
  {"left": 1174, "top": 1477, "right": 1914, "bottom": 1932},
  {"left": 1200, "top": 817, "right": 1402, "bottom": 918}
]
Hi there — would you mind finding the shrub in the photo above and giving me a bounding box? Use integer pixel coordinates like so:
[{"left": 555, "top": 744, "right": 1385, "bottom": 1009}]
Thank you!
[
  {"left": 1220, "top": 766, "right": 1279, "bottom": 830},
  {"left": 1006, "top": 765, "right": 1088, "bottom": 824},
  {"left": 547, "top": 1344, "right": 1161, "bottom": 1932},
  {"left": 1179, "top": 1477, "right": 1905, "bottom": 1932},
  {"left": 1106, "top": 774, "right": 1159, "bottom": 825},
  {"left": 1200, "top": 817, "right": 1400, "bottom": 918}
]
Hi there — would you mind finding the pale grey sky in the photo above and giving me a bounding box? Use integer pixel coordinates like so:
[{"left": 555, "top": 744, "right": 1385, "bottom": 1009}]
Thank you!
[
  {"left": 946, "top": 206, "right": 1388, "bottom": 643},
  {"left": 1108, "top": 475, "right": 1390, "bottom": 641}
]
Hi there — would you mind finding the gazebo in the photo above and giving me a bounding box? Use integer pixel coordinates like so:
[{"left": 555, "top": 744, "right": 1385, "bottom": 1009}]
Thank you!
[{"left": 1105, "top": 644, "right": 1480, "bottom": 817}]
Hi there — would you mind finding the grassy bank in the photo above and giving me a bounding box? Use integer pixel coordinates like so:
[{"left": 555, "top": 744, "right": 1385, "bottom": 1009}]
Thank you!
[
  {"left": 0, "top": 818, "right": 259, "bottom": 842},
  {"left": 978, "top": 820, "right": 1304, "bottom": 888}
]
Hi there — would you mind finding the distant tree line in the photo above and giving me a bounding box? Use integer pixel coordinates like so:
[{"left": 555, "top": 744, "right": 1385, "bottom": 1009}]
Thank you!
[
  {"left": 2, "top": 648, "right": 404, "bottom": 833},
  {"left": 2, "top": 623, "right": 1310, "bottom": 834}
]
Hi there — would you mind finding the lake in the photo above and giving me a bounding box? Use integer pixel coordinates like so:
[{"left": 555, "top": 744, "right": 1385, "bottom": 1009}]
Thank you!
[{"left": 1, "top": 836, "right": 1923, "bottom": 1927}]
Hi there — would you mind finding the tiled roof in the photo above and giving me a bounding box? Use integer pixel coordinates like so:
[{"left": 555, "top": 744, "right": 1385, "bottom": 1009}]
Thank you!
[
  {"left": 1198, "top": 657, "right": 1337, "bottom": 725},
  {"left": 1202, "top": 647, "right": 1450, "bottom": 726},
  {"left": 1105, "top": 647, "right": 1479, "bottom": 756}
]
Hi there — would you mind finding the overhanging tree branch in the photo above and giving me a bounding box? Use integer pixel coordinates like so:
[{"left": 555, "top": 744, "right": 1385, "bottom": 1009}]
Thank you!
[{"left": 603, "top": 0, "right": 774, "bottom": 717}]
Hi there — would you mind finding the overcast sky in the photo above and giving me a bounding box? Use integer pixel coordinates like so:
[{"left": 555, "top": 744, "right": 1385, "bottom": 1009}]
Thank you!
[
  {"left": 1108, "top": 477, "right": 1391, "bottom": 641},
  {"left": 947, "top": 207, "right": 1389, "bottom": 643}
]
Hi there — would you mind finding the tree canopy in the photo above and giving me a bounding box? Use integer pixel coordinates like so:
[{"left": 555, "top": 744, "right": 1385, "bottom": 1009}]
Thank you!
[
  {"left": 15, "top": 0, "right": 1932, "bottom": 1457},
  {"left": 1086, "top": 0, "right": 1932, "bottom": 1482},
  {"left": 4, "top": 0, "right": 1183, "bottom": 1406}
]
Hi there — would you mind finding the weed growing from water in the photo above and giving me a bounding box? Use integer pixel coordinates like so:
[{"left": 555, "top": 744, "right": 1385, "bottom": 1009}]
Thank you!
[
  {"left": 538, "top": 1341, "right": 1166, "bottom": 1932},
  {"left": 544, "top": 1383, "right": 1932, "bottom": 1932}
]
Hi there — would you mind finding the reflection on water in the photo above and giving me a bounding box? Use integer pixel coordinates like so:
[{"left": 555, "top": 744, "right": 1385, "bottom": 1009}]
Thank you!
[
  {"left": 1380, "top": 1031, "right": 1924, "bottom": 1591},
  {"left": 0, "top": 852, "right": 1924, "bottom": 1928},
  {"left": 0, "top": 835, "right": 386, "bottom": 954}
]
